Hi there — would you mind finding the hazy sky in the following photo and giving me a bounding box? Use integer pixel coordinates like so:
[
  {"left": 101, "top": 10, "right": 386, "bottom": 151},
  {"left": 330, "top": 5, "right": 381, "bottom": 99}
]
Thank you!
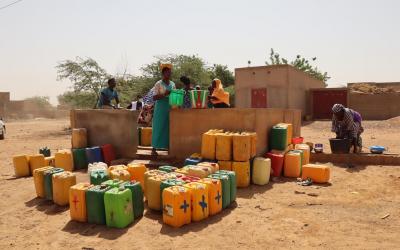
[{"left": 1, "top": 0, "right": 399, "bottom": 104}]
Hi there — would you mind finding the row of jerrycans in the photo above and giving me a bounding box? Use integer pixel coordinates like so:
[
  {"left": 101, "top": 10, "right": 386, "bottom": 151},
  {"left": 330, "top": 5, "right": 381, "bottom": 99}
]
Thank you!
[
  {"left": 159, "top": 169, "right": 237, "bottom": 228},
  {"left": 69, "top": 179, "right": 144, "bottom": 228},
  {"left": 33, "top": 167, "right": 77, "bottom": 206}
]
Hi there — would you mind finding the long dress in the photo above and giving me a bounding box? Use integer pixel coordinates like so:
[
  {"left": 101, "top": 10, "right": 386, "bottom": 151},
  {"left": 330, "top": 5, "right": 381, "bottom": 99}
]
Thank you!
[{"left": 151, "top": 80, "right": 175, "bottom": 149}]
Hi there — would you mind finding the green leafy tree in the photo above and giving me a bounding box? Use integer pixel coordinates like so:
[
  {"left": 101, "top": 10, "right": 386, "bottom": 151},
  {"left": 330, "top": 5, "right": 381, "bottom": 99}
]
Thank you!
[
  {"left": 56, "top": 57, "right": 110, "bottom": 107},
  {"left": 208, "top": 64, "right": 235, "bottom": 87},
  {"left": 24, "top": 96, "right": 52, "bottom": 108},
  {"left": 58, "top": 91, "right": 97, "bottom": 109},
  {"left": 265, "top": 48, "right": 330, "bottom": 83}
]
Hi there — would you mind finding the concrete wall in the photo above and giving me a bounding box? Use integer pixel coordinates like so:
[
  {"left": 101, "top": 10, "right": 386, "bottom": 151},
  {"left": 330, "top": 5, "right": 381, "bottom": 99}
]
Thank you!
[
  {"left": 348, "top": 92, "right": 400, "bottom": 120},
  {"left": 70, "top": 109, "right": 139, "bottom": 158},
  {"left": 169, "top": 108, "right": 301, "bottom": 159},
  {"left": 235, "top": 65, "right": 325, "bottom": 117}
]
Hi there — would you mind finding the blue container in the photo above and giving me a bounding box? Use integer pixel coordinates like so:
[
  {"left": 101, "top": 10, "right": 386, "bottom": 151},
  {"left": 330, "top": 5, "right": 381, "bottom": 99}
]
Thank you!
[
  {"left": 370, "top": 146, "right": 385, "bottom": 154},
  {"left": 86, "top": 146, "right": 104, "bottom": 164},
  {"left": 184, "top": 157, "right": 202, "bottom": 166}
]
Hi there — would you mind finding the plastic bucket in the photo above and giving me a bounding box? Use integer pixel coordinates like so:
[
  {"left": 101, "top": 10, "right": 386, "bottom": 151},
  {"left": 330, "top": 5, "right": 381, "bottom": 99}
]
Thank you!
[{"left": 329, "top": 138, "right": 351, "bottom": 154}]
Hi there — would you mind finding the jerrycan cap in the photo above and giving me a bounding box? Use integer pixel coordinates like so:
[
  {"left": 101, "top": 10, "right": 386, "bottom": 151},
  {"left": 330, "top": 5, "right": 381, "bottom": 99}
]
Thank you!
[{"left": 100, "top": 184, "right": 107, "bottom": 189}]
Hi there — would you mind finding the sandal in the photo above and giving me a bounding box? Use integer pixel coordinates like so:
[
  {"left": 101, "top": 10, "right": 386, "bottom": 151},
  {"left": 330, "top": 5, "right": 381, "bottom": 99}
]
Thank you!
[{"left": 297, "top": 178, "right": 313, "bottom": 186}]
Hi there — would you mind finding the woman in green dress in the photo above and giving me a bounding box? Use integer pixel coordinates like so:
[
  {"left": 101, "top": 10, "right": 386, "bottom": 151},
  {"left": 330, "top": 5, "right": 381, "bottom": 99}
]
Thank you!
[{"left": 151, "top": 64, "right": 176, "bottom": 155}]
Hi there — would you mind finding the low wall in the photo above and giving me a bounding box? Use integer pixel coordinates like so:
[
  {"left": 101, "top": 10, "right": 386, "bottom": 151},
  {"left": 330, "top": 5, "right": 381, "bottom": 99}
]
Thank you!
[
  {"left": 348, "top": 92, "right": 400, "bottom": 120},
  {"left": 169, "top": 108, "right": 301, "bottom": 159},
  {"left": 70, "top": 109, "right": 139, "bottom": 158}
]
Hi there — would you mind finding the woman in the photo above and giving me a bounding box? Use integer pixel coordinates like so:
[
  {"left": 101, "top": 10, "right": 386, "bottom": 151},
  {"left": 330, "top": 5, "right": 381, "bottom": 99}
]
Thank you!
[
  {"left": 180, "top": 76, "right": 193, "bottom": 109},
  {"left": 151, "top": 64, "right": 176, "bottom": 155},
  {"left": 209, "top": 78, "right": 230, "bottom": 108},
  {"left": 331, "top": 104, "right": 364, "bottom": 153}
]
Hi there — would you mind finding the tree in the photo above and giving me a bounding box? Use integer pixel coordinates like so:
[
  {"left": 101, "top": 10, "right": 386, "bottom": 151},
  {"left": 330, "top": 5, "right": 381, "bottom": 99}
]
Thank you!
[
  {"left": 24, "top": 96, "right": 52, "bottom": 108},
  {"left": 265, "top": 48, "right": 330, "bottom": 83},
  {"left": 56, "top": 57, "right": 110, "bottom": 107},
  {"left": 208, "top": 64, "right": 235, "bottom": 87},
  {"left": 58, "top": 91, "right": 97, "bottom": 109}
]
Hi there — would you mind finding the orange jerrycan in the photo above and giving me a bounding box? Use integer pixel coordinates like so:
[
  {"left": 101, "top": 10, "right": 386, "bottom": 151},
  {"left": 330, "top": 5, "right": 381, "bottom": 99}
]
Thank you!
[
  {"left": 147, "top": 175, "right": 168, "bottom": 211},
  {"left": 45, "top": 156, "right": 55, "bottom": 167},
  {"left": 232, "top": 161, "right": 250, "bottom": 188},
  {"left": 69, "top": 183, "right": 93, "bottom": 222},
  {"left": 162, "top": 186, "right": 192, "bottom": 227},
  {"left": 301, "top": 164, "right": 330, "bottom": 183},
  {"left": 52, "top": 171, "right": 77, "bottom": 206},
  {"left": 284, "top": 151, "right": 302, "bottom": 178},
  {"left": 144, "top": 169, "right": 167, "bottom": 197},
  {"left": 197, "top": 162, "right": 219, "bottom": 174},
  {"left": 201, "top": 130, "right": 219, "bottom": 160},
  {"left": 188, "top": 165, "right": 212, "bottom": 178},
  {"left": 29, "top": 154, "right": 46, "bottom": 174},
  {"left": 184, "top": 182, "right": 209, "bottom": 222},
  {"left": 13, "top": 155, "right": 30, "bottom": 177},
  {"left": 216, "top": 133, "right": 233, "bottom": 161},
  {"left": 108, "top": 165, "right": 127, "bottom": 174},
  {"left": 199, "top": 178, "right": 222, "bottom": 216},
  {"left": 218, "top": 161, "right": 232, "bottom": 171},
  {"left": 55, "top": 150, "right": 74, "bottom": 172},
  {"left": 71, "top": 128, "right": 87, "bottom": 149},
  {"left": 140, "top": 127, "right": 152, "bottom": 146},
  {"left": 244, "top": 132, "right": 258, "bottom": 158},
  {"left": 127, "top": 162, "right": 147, "bottom": 189},
  {"left": 33, "top": 166, "right": 54, "bottom": 198},
  {"left": 232, "top": 133, "right": 251, "bottom": 162}
]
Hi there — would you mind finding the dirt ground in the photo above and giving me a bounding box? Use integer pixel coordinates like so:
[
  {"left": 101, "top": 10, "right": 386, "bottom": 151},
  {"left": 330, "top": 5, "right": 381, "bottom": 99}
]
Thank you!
[{"left": 0, "top": 119, "right": 399, "bottom": 250}]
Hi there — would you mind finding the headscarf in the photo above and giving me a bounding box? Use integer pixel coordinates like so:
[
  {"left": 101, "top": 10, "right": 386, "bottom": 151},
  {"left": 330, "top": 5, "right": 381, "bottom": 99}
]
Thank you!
[
  {"left": 211, "top": 78, "right": 230, "bottom": 106},
  {"left": 332, "top": 104, "right": 345, "bottom": 114},
  {"left": 160, "top": 63, "right": 173, "bottom": 71}
]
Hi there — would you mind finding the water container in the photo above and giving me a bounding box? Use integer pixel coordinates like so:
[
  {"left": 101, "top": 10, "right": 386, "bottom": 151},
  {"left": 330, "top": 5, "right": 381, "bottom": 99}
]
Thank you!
[
  {"left": 216, "top": 133, "right": 233, "bottom": 161},
  {"left": 108, "top": 165, "right": 127, "bottom": 174},
  {"left": 218, "top": 161, "right": 232, "bottom": 171},
  {"left": 147, "top": 175, "right": 169, "bottom": 211},
  {"left": 270, "top": 126, "right": 288, "bottom": 151},
  {"left": 69, "top": 183, "right": 92, "bottom": 222},
  {"left": 123, "top": 181, "right": 144, "bottom": 219},
  {"left": 33, "top": 166, "right": 54, "bottom": 198},
  {"left": 52, "top": 171, "right": 77, "bottom": 206},
  {"left": 102, "top": 179, "right": 123, "bottom": 188},
  {"left": 86, "top": 147, "right": 103, "bottom": 164},
  {"left": 144, "top": 169, "right": 167, "bottom": 197},
  {"left": 277, "top": 123, "right": 293, "bottom": 146},
  {"left": 232, "top": 133, "right": 251, "bottom": 162},
  {"left": 197, "top": 162, "right": 219, "bottom": 174},
  {"left": 184, "top": 157, "right": 202, "bottom": 166},
  {"left": 231, "top": 161, "right": 250, "bottom": 188},
  {"left": 199, "top": 178, "right": 223, "bottom": 216},
  {"left": 44, "top": 168, "right": 64, "bottom": 200},
  {"left": 201, "top": 130, "right": 218, "bottom": 160},
  {"left": 29, "top": 154, "right": 46, "bottom": 174},
  {"left": 90, "top": 169, "right": 109, "bottom": 185},
  {"left": 13, "top": 155, "right": 30, "bottom": 177},
  {"left": 169, "top": 89, "right": 185, "bottom": 107},
  {"left": 243, "top": 132, "right": 258, "bottom": 158},
  {"left": 177, "top": 175, "right": 200, "bottom": 184},
  {"left": 188, "top": 165, "right": 212, "bottom": 179},
  {"left": 184, "top": 182, "right": 209, "bottom": 222},
  {"left": 265, "top": 152, "right": 284, "bottom": 177},
  {"left": 72, "top": 128, "right": 87, "bottom": 149},
  {"left": 45, "top": 156, "right": 55, "bottom": 167},
  {"left": 86, "top": 184, "right": 112, "bottom": 224},
  {"left": 55, "top": 150, "right": 74, "bottom": 171},
  {"left": 174, "top": 167, "right": 190, "bottom": 175},
  {"left": 158, "top": 166, "right": 178, "bottom": 173},
  {"left": 301, "top": 164, "right": 330, "bottom": 183},
  {"left": 252, "top": 157, "right": 271, "bottom": 185},
  {"left": 104, "top": 187, "right": 134, "bottom": 228},
  {"left": 284, "top": 151, "right": 302, "bottom": 178},
  {"left": 88, "top": 162, "right": 108, "bottom": 173},
  {"left": 72, "top": 148, "right": 87, "bottom": 170},
  {"left": 190, "top": 90, "right": 208, "bottom": 109},
  {"left": 215, "top": 170, "right": 237, "bottom": 202},
  {"left": 110, "top": 169, "right": 131, "bottom": 182},
  {"left": 101, "top": 144, "right": 116, "bottom": 166},
  {"left": 329, "top": 138, "right": 351, "bottom": 154},
  {"left": 208, "top": 174, "right": 231, "bottom": 209},
  {"left": 160, "top": 178, "right": 186, "bottom": 206},
  {"left": 127, "top": 163, "right": 147, "bottom": 189},
  {"left": 39, "top": 147, "right": 51, "bottom": 157},
  {"left": 295, "top": 144, "right": 311, "bottom": 165},
  {"left": 140, "top": 127, "right": 152, "bottom": 146},
  {"left": 162, "top": 186, "right": 192, "bottom": 227}
]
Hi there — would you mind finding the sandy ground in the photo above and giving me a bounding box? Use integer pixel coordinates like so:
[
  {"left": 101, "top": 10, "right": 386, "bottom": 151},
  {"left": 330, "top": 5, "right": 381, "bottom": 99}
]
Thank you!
[{"left": 0, "top": 119, "right": 399, "bottom": 250}]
